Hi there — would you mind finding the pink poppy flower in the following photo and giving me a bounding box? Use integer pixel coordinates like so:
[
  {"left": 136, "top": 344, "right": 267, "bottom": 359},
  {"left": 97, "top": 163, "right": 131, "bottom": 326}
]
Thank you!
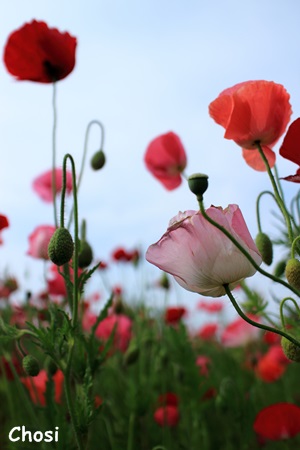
[
  {"left": 197, "top": 299, "right": 224, "bottom": 313},
  {"left": 22, "top": 370, "right": 64, "bottom": 406},
  {"left": 144, "top": 132, "right": 187, "bottom": 190},
  {"left": 146, "top": 205, "right": 261, "bottom": 298},
  {"left": 221, "top": 315, "right": 261, "bottom": 347},
  {"left": 4, "top": 20, "right": 76, "bottom": 83},
  {"left": 254, "top": 403, "right": 300, "bottom": 441},
  {"left": 27, "top": 225, "right": 56, "bottom": 260},
  {"left": 95, "top": 314, "right": 132, "bottom": 353},
  {"left": 209, "top": 80, "right": 291, "bottom": 171},
  {"left": 32, "top": 168, "right": 73, "bottom": 202},
  {"left": 196, "top": 355, "right": 211, "bottom": 376},
  {"left": 0, "top": 214, "right": 9, "bottom": 244}
]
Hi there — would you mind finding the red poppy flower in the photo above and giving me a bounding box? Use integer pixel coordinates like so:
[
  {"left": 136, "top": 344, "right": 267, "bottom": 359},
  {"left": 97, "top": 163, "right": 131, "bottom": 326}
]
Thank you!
[
  {"left": 111, "top": 247, "right": 140, "bottom": 264},
  {"left": 209, "top": 80, "right": 291, "bottom": 171},
  {"left": 255, "top": 345, "right": 290, "bottom": 382},
  {"left": 144, "top": 132, "right": 187, "bottom": 190},
  {"left": 4, "top": 20, "right": 76, "bottom": 83},
  {"left": 154, "top": 393, "right": 180, "bottom": 427},
  {"left": 157, "top": 392, "right": 178, "bottom": 407},
  {"left": 254, "top": 402, "right": 300, "bottom": 440},
  {"left": 0, "top": 214, "right": 9, "bottom": 244},
  {"left": 32, "top": 168, "right": 73, "bottom": 202},
  {"left": 279, "top": 118, "right": 300, "bottom": 181},
  {"left": 221, "top": 315, "right": 261, "bottom": 347},
  {"left": 164, "top": 306, "right": 187, "bottom": 324},
  {"left": 22, "top": 369, "right": 64, "bottom": 406},
  {"left": 95, "top": 314, "right": 132, "bottom": 353},
  {"left": 197, "top": 323, "right": 218, "bottom": 340}
]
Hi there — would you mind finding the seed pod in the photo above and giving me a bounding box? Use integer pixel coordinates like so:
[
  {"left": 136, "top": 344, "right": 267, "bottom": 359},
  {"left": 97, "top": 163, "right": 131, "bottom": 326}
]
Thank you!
[
  {"left": 281, "top": 336, "right": 300, "bottom": 362},
  {"left": 48, "top": 227, "right": 74, "bottom": 266},
  {"left": 285, "top": 258, "right": 300, "bottom": 290},
  {"left": 22, "top": 355, "right": 40, "bottom": 377},
  {"left": 255, "top": 232, "right": 273, "bottom": 266},
  {"left": 188, "top": 173, "right": 209, "bottom": 198}
]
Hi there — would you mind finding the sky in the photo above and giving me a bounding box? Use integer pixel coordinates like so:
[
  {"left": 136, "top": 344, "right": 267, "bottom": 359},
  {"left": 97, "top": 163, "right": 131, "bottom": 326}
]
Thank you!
[{"left": 1, "top": 0, "right": 300, "bottom": 326}]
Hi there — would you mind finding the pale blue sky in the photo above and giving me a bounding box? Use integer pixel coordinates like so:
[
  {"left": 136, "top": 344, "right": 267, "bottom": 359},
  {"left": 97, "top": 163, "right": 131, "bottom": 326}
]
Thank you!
[{"left": 1, "top": 1, "right": 300, "bottom": 323}]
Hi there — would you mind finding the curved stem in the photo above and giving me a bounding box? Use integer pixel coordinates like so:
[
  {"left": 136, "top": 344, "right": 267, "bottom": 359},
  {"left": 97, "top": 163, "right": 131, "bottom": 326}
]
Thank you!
[
  {"left": 256, "top": 190, "right": 276, "bottom": 233},
  {"left": 274, "top": 164, "right": 285, "bottom": 201},
  {"left": 279, "top": 297, "right": 300, "bottom": 329},
  {"left": 224, "top": 284, "right": 300, "bottom": 348},
  {"left": 52, "top": 82, "right": 58, "bottom": 227},
  {"left": 291, "top": 236, "right": 300, "bottom": 259},
  {"left": 67, "top": 120, "right": 104, "bottom": 229},
  {"left": 198, "top": 199, "right": 300, "bottom": 297},
  {"left": 256, "top": 143, "right": 293, "bottom": 243}
]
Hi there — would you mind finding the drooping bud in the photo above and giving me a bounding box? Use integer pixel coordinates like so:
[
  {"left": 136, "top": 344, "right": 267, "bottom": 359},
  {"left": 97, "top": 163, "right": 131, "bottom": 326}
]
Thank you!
[
  {"left": 91, "top": 150, "right": 106, "bottom": 170},
  {"left": 78, "top": 240, "right": 93, "bottom": 268},
  {"left": 285, "top": 258, "right": 300, "bottom": 290},
  {"left": 255, "top": 232, "right": 273, "bottom": 266},
  {"left": 281, "top": 336, "right": 300, "bottom": 362},
  {"left": 48, "top": 227, "right": 74, "bottom": 266},
  {"left": 188, "top": 173, "right": 208, "bottom": 199},
  {"left": 22, "top": 355, "right": 40, "bottom": 377},
  {"left": 273, "top": 260, "right": 286, "bottom": 278}
]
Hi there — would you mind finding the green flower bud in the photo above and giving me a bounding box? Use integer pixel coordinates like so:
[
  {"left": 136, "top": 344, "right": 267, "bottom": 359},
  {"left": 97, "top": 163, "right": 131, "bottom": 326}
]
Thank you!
[
  {"left": 78, "top": 240, "right": 93, "bottom": 268},
  {"left": 22, "top": 355, "right": 40, "bottom": 377},
  {"left": 285, "top": 258, "right": 300, "bottom": 290},
  {"left": 123, "top": 345, "right": 139, "bottom": 366},
  {"left": 48, "top": 227, "right": 74, "bottom": 266},
  {"left": 281, "top": 336, "right": 300, "bottom": 362},
  {"left": 255, "top": 232, "right": 273, "bottom": 266},
  {"left": 45, "top": 357, "right": 58, "bottom": 376},
  {"left": 91, "top": 150, "right": 106, "bottom": 170},
  {"left": 273, "top": 260, "right": 286, "bottom": 278},
  {"left": 188, "top": 173, "right": 209, "bottom": 199}
]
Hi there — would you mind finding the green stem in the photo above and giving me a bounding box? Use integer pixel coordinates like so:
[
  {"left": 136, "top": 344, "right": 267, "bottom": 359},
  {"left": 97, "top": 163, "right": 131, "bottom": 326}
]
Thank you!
[
  {"left": 224, "top": 284, "right": 300, "bottom": 347},
  {"left": 256, "top": 143, "right": 293, "bottom": 243},
  {"left": 198, "top": 199, "right": 300, "bottom": 297},
  {"left": 255, "top": 191, "right": 276, "bottom": 233},
  {"left": 62, "top": 154, "right": 80, "bottom": 327},
  {"left": 279, "top": 297, "right": 300, "bottom": 329},
  {"left": 127, "top": 412, "right": 135, "bottom": 450},
  {"left": 274, "top": 164, "right": 285, "bottom": 201},
  {"left": 291, "top": 236, "right": 300, "bottom": 258},
  {"left": 67, "top": 120, "right": 104, "bottom": 229},
  {"left": 52, "top": 82, "right": 58, "bottom": 228}
]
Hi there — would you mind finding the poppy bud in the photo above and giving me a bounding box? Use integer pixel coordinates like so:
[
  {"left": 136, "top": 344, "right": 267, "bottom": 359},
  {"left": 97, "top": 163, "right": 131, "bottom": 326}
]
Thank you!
[
  {"left": 22, "top": 355, "right": 40, "bottom": 377},
  {"left": 188, "top": 173, "right": 209, "bottom": 199},
  {"left": 123, "top": 345, "right": 139, "bottom": 366},
  {"left": 159, "top": 272, "right": 170, "bottom": 290},
  {"left": 78, "top": 240, "right": 93, "bottom": 268},
  {"left": 48, "top": 227, "right": 74, "bottom": 266},
  {"left": 91, "top": 150, "right": 106, "bottom": 170},
  {"left": 285, "top": 258, "right": 300, "bottom": 290},
  {"left": 255, "top": 232, "right": 273, "bottom": 266},
  {"left": 273, "top": 260, "right": 286, "bottom": 278},
  {"left": 281, "top": 337, "right": 300, "bottom": 362}
]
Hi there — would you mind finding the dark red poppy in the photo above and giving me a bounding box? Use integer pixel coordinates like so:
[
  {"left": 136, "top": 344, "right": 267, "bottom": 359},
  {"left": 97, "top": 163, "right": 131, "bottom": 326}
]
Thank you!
[
  {"left": 0, "top": 214, "right": 9, "bottom": 244},
  {"left": 157, "top": 392, "right": 178, "bottom": 407},
  {"left": 164, "top": 306, "right": 187, "bottom": 324},
  {"left": 254, "top": 402, "right": 300, "bottom": 440},
  {"left": 144, "top": 132, "right": 187, "bottom": 190},
  {"left": 154, "top": 393, "right": 180, "bottom": 427},
  {"left": 279, "top": 118, "right": 300, "bottom": 181},
  {"left": 4, "top": 20, "right": 76, "bottom": 83}
]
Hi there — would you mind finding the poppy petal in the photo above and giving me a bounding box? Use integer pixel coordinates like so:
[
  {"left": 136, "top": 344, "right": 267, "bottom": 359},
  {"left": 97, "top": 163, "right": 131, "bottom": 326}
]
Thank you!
[
  {"left": 279, "top": 118, "right": 300, "bottom": 166},
  {"left": 242, "top": 146, "right": 276, "bottom": 171}
]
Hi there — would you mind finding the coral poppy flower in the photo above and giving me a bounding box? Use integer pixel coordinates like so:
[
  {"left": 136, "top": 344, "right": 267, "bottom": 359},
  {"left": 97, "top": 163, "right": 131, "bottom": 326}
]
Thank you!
[
  {"left": 27, "top": 225, "right": 56, "bottom": 260},
  {"left": 209, "top": 80, "right": 291, "bottom": 171},
  {"left": 144, "top": 131, "right": 187, "bottom": 190},
  {"left": 254, "top": 402, "right": 300, "bottom": 440},
  {"left": 146, "top": 205, "right": 261, "bottom": 297},
  {"left": 164, "top": 306, "right": 187, "bottom": 324},
  {"left": 32, "top": 168, "right": 73, "bottom": 202},
  {"left": 0, "top": 214, "right": 9, "bottom": 244},
  {"left": 279, "top": 118, "right": 300, "bottom": 181},
  {"left": 22, "top": 370, "right": 64, "bottom": 406},
  {"left": 221, "top": 315, "right": 261, "bottom": 347},
  {"left": 4, "top": 20, "right": 76, "bottom": 83},
  {"left": 255, "top": 345, "right": 290, "bottom": 382}
]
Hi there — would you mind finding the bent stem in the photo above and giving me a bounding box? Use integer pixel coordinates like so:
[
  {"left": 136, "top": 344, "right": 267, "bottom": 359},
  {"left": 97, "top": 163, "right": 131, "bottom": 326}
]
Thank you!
[
  {"left": 67, "top": 120, "right": 104, "bottom": 229},
  {"left": 280, "top": 297, "right": 300, "bottom": 329},
  {"left": 256, "top": 191, "right": 276, "bottom": 233},
  {"left": 198, "top": 199, "right": 300, "bottom": 297},
  {"left": 224, "top": 284, "right": 300, "bottom": 348}
]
